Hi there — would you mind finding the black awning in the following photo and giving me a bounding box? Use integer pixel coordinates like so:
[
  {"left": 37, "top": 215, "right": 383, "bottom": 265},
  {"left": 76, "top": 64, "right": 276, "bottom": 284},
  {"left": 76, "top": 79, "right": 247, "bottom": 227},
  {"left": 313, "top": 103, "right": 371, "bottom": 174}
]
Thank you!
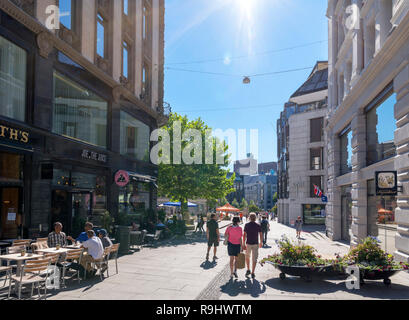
[{"left": 0, "top": 142, "right": 34, "bottom": 155}]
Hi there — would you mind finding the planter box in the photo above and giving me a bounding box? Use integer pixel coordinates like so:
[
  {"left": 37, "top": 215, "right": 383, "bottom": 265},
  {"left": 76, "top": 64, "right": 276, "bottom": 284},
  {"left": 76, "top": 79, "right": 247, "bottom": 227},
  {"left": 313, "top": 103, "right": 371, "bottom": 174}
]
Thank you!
[{"left": 266, "top": 262, "right": 346, "bottom": 281}]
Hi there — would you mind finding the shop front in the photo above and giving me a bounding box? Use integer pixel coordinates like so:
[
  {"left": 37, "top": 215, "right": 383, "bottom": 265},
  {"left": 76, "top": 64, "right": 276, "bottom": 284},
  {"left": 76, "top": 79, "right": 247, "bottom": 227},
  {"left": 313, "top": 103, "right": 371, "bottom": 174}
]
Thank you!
[{"left": 302, "top": 204, "right": 326, "bottom": 225}]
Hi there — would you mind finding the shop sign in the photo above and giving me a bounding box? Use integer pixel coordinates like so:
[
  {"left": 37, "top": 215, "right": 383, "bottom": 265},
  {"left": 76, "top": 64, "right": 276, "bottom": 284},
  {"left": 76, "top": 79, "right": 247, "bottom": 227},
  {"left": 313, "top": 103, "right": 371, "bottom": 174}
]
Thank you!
[
  {"left": 0, "top": 124, "right": 30, "bottom": 144},
  {"left": 81, "top": 149, "right": 107, "bottom": 163},
  {"left": 376, "top": 171, "right": 398, "bottom": 196},
  {"left": 115, "top": 170, "right": 130, "bottom": 187}
]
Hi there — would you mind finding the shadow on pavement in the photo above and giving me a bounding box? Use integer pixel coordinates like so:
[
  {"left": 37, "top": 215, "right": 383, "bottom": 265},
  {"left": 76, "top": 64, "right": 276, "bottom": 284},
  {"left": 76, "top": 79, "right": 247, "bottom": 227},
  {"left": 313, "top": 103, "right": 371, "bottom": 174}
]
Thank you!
[
  {"left": 264, "top": 275, "right": 409, "bottom": 299},
  {"left": 200, "top": 260, "right": 218, "bottom": 270},
  {"left": 220, "top": 278, "right": 267, "bottom": 298}
]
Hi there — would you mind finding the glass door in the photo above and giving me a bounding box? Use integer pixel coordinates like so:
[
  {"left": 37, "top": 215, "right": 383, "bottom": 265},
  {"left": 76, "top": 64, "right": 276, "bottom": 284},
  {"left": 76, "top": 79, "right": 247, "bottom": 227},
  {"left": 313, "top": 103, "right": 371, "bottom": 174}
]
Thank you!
[{"left": 0, "top": 188, "right": 22, "bottom": 239}]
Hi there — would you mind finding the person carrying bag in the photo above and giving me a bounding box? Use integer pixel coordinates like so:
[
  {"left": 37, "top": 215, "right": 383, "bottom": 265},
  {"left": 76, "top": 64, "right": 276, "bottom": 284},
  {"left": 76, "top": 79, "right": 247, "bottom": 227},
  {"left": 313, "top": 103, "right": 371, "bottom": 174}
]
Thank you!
[{"left": 224, "top": 217, "right": 243, "bottom": 279}]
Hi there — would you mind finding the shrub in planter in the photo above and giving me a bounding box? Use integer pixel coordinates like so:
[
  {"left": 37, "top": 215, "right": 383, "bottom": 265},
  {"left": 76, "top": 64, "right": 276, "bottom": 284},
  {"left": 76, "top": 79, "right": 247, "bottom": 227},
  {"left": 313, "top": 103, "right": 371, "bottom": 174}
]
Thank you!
[
  {"left": 344, "top": 237, "right": 409, "bottom": 272},
  {"left": 260, "top": 236, "right": 332, "bottom": 268}
]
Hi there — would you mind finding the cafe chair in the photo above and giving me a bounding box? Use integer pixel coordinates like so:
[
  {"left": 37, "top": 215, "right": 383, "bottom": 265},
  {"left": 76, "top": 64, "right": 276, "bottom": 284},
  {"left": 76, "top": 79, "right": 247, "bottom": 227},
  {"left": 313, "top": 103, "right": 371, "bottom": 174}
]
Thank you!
[
  {"left": 91, "top": 247, "right": 111, "bottom": 281},
  {"left": 6, "top": 246, "right": 26, "bottom": 254},
  {"left": 31, "top": 241, "right": 49, "bottom": 254},
  {"left": 0, "top": 262, "right": 13, "bottom": 288},
  {"left": 8, "top": 258, "right": 52, "bottom": 300},
  {"left": 109, "top": 243, "right": 120, "bottom": 274},
  {"left": 12, "top": 240, "right": 31, "bottom": 252},
  {"left": 41, "top": 253, "right": 64, "bottom": 289},
  {"left": 60, "top": 249, "right": 83, "bottom": 287}
]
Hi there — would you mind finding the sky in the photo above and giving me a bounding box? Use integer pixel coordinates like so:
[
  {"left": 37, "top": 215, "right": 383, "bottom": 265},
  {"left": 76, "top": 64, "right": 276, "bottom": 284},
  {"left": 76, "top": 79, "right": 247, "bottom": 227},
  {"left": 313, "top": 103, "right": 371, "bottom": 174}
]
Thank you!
[{"left": 164, "top": 0, "right": 329, "bottom": 166}]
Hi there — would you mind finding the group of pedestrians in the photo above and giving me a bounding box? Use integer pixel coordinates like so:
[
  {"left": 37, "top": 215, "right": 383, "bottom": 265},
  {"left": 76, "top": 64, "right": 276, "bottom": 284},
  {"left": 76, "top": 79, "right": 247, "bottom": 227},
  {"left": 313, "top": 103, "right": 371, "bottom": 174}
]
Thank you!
[{"left": 205, "top": 212, "right": 270, "bottom": 279}]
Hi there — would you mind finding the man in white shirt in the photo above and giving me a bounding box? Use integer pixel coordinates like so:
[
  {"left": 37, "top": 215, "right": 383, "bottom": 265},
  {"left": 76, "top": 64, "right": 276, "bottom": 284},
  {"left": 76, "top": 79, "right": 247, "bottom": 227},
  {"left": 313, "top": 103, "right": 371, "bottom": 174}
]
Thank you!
[{"left": 80, "top": 230, "right": 104, "bottom": 272}]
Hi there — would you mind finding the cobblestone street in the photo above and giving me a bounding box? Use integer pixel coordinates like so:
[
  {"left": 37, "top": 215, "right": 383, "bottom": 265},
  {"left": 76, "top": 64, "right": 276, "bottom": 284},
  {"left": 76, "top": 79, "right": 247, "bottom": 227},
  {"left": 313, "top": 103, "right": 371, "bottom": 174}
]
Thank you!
[{"left": 4, "top": 220, "right": 404, "bottom": 301}]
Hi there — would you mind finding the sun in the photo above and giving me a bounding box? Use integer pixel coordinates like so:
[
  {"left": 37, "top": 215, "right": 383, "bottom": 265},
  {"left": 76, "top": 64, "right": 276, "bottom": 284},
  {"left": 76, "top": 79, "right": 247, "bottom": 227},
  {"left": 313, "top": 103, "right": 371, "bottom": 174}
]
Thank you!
[{"left": 237, "top": 0, "right": 254, "bottom": 16}]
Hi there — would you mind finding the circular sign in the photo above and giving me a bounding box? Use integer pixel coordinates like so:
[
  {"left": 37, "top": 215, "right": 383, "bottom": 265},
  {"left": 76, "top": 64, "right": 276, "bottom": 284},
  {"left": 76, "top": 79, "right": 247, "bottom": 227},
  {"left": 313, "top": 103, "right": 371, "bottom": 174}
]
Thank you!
[{"left": 115, "top": 170, "right": 130, "bottom": 187}]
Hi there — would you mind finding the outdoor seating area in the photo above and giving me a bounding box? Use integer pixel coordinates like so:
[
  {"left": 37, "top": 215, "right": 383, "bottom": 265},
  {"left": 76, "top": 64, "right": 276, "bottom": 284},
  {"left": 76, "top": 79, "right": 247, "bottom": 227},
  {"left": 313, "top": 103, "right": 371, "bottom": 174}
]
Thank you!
[{"left": 0, "top": 238, "right": 121, "bottom": 300}]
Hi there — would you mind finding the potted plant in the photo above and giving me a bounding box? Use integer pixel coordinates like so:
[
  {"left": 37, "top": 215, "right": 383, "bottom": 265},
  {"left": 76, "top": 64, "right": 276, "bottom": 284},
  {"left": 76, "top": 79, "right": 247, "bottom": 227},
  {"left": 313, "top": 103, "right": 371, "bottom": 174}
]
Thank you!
[
  {"left": 342, "top": 236, "right": 409, "bottom": 286},
  {"left": 260, "top": 236, "right": 338, "bottom": 281}
]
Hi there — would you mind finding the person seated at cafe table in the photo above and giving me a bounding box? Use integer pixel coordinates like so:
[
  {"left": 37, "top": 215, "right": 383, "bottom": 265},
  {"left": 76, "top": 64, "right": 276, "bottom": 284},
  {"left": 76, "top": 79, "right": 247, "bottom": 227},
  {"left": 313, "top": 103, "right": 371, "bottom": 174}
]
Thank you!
[
  {"left": 67, "top": 222, "right": 94, "bottom": 244},
  {"left": 48, "top": 222, "right": 68, "bottom": 248},
  {"left": 80, "top": 230, "right": 105, "bottom": 276},
  {"left": 97, "top": 229, "right": 113, "bottom": 249}
]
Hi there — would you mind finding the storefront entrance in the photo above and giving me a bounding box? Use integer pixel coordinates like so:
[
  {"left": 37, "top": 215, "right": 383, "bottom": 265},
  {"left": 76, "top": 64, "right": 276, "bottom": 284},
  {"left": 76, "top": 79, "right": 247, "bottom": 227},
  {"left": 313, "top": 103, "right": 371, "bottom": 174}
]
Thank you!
[
  {"left": 341, "top": 185, "right": 352, "bottom": 241},
  {"left": 0, "top": 187, "right": 23, "bottom": 239},
  {"left": 51, "top": 190, "right": 94, "bottom": 235}
]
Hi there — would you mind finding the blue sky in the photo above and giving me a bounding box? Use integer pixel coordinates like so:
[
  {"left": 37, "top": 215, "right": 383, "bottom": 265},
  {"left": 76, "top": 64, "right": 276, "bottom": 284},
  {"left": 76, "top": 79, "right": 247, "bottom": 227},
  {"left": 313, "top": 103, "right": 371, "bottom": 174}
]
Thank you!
[{"left": 164, "top": 0, "right": 329, "bottom": 165}]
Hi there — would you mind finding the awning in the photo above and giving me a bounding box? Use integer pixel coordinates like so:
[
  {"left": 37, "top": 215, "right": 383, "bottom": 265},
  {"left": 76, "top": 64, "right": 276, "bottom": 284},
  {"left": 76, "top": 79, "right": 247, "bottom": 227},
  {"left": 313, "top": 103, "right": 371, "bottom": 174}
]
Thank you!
[
  {"left": 0, "top": 141, "right": 34, "bottom": 155},
  {"left": 127, "top": 172, "right": 157, "bottom": 183}
]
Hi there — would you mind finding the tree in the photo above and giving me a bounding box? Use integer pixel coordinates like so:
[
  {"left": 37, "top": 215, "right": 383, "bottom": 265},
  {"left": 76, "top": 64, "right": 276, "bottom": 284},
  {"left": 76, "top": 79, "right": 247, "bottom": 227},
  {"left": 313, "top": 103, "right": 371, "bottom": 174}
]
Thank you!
[
  {"left": 232, "top": 198, "right": 239, "bottom": 208},
  {"left": 219, "top": 198, "right": 228, "bottom": 206},
  {"left": 240, "top": 199, "right": 248, "bottom": 210},
  {"left": 248, "top": 204, "right": 261, "bottom": 213},
  {"left": 273, "top": 192, "right": 278, "bottom": 205},
  {"left": 157, "top": 113, "right": 235, "bottom": 219}
]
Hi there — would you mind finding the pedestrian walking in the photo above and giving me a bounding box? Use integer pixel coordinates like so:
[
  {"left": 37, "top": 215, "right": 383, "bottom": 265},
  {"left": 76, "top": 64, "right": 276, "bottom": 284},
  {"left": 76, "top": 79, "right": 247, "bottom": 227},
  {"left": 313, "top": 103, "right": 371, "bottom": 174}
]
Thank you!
[
  {"left": 295, "top": 216, "right": 303, "bottom": 239},
  {"left": 243, "top": 213, "right": 263, "bottom": 279},
  {"left": 225, "top": 217, "right": 243, "bottom": 279},
  {"left": 260, "top": 215, "right": 270, "bottom": 246},
  {"left": 206, "top": 214, "right": 220, "bottom": 261}
]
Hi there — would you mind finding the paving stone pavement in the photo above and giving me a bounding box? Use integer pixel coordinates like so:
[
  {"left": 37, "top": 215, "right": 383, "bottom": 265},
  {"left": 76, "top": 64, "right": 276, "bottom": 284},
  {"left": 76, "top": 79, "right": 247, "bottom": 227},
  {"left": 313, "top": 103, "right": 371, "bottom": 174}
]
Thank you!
[{"left": 1, "top": 219, "right": 408, "bottom": 300}]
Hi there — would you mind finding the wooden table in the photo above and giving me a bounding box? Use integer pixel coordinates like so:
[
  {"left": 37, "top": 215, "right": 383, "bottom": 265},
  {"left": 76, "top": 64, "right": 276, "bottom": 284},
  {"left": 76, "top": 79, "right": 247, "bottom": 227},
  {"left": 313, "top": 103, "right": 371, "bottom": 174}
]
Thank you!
[{"left": 0, "top": 253, "right": 43, "bottom": 276}]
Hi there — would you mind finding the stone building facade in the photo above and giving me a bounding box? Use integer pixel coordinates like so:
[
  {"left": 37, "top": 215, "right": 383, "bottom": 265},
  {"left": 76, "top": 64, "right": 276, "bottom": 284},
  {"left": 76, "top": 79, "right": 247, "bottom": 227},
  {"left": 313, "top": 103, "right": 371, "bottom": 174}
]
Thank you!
[
  {"left": 326, "top": 0, "right": 409, "bottom": 262},
  {"left": 277, "top": 62, "right": 329, "bottom": 226},
  {"left": 0, "top": 0, "right": 167, "bottom": 239}
]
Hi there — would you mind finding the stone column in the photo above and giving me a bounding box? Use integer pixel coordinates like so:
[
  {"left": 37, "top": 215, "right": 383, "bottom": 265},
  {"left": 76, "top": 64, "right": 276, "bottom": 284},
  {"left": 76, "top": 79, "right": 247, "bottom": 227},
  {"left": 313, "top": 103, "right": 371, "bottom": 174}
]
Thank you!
[
  {"left": 111, "top": 0, "right": 122, "bottom": 82},
  {"left": 35, "top": 0, "right": 57, "bottom": 32},
  {"left": 80, "top": 0, "right": 96, "bottom": 62},
  {"left": 134, "top": 0, "right": 143, "bottom": 96},
  {"left": 350, "top": 111, "right": 368, "bottom": 245},
  {"left": 151, "top": 0, "right": 160, "bottom": 110},
  {"left": 326, "top": 131, "right": 342, "bottom": 240},
  {"left": 394, "top": 63, "right": 409, "bottom": 263}
]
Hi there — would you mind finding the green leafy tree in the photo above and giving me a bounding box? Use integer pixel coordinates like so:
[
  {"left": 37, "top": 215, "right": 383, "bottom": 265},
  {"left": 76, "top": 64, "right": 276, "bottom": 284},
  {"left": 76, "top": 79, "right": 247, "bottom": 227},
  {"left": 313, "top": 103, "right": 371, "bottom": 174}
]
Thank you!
[
  {"left": 231, "top": 198, "right": 239, "bottom": 208},
  {"left": 240, "top": 199, "right": 248, "bottom": 210},
  {"left": 248, "top": 201, "right": 260, "bottom": 213},
  {"left": 273, "top": 192, "right": 278, "bottom": 205},
  {"left": 219, "top": 198, "right": 228, "bottom": 206},
  {"left": 157, "top": 113, "right": 235, "bottom": 220}
]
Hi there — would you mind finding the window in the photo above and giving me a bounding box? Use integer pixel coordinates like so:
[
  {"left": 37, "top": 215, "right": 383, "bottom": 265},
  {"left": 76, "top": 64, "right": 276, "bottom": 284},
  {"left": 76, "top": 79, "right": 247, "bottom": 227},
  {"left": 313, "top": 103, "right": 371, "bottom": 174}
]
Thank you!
[
  {"left": 123, "top": 0, "right": 129, "bottom": 15},
  {"left": 340, "top": 126, "right": 352, "bottom": 175},
  {"left": 310, "top": 117, "right": 323, "bottom": 142},
  {"left": 310, "top": 148, "right": 323, "bottom": 170},
  {"left": 366, "top": 88, "right": 397, "bottom": 166},
  {"left": 52, "top": 71, "right": 108, "bottom": 148},
  {"left": 119, "top": 181, "right": 151, "bottom": 216},
  {"left": 0, "top": 36, "right": 27, "bottom": 121},
  {"left": 59, "top": 0, "right": 73, "bottom": 30},
  {"left": 142, "top": 63, "right": 150, "bottom": 101},
  {"left": 120, "top": 111, "right": 150, "bottom": 161},
  {"left": 143, "top": 5, "right": 148, "bottom": 40},
  {"left": 310, "top": 176, "right": 323, "bottom": 198},
  {"left": 122, "top": 41, "right": 129, "bottom": 79},
  {"left": 303, "top": 204, "right": 326, "bottom": 225},
  {"left": 97, "top": 14, "right": 107, "bottom": 58}
]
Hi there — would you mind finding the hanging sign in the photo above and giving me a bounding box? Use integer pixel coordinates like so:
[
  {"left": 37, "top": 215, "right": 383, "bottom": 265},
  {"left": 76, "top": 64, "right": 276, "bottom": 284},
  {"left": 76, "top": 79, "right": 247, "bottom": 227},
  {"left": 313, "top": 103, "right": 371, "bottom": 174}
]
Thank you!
[
  {"left": 115, "top": 170, "right": 130, "bottom": 187},
  {"left": 376, "top": 171, "right": 398, "bottom": 196}
]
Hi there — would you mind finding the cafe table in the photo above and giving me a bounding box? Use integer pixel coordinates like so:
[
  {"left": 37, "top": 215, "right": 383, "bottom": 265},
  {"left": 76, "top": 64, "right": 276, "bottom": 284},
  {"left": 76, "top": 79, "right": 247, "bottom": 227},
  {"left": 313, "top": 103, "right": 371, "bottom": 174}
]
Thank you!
[
  {"left": 35, "top": 247, "right": 75, "bottom": 254},
  {"left": 0, "top": 253, "right": 43, "bottom": 276}
]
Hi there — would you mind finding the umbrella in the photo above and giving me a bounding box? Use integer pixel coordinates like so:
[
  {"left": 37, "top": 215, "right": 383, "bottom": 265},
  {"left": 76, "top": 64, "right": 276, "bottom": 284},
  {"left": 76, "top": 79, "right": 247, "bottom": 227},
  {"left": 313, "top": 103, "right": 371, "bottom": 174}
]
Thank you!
[
  {"left": 162, "top": 202, "right": 198, "bottom": 208},
  {"left": 216, "top": 203, "right": 240, "bottom": 212},
  {"left": 378, "top": 208, "right": 393, "bottom": 214}
]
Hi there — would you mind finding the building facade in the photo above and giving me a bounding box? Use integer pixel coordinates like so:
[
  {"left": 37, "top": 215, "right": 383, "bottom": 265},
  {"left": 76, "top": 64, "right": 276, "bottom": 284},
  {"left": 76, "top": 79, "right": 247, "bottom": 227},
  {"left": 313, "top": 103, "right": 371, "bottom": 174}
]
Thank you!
[
  {"left": 326, "top": 0, "right": 409, "bottom": 262},
  {"left": 244, "top": 173, "right": 277, "bottom": 211},
  {"left": 234, "top": 153, "right": 258, "bottom": 176},
  {"left": 277, "top": 62, "right": 328, "bottom": 226},
  {"left": 258, "top": 162, "right": 278, "bottom": 175},
  {"left": 0, "top": 0, "right": 167, "bottom": 239}
]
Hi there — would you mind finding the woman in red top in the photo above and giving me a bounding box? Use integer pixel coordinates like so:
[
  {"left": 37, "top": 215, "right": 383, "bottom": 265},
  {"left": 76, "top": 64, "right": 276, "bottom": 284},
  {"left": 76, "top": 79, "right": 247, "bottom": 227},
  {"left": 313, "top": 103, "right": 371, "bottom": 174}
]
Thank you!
[{"left": 225, "top": 217, "right": 243, "bottom": 279}]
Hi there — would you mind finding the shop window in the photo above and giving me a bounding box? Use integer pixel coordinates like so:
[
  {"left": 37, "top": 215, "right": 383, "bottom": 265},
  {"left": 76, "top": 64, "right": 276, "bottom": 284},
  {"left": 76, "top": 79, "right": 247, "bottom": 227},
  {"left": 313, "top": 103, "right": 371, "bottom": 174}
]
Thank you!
[
  {"left": 310, "top": 148, "right": 323, "bottom": 170},
  {"left": 310, "top": 176, "right": 322, "bottom": 198},
  {"left": 119, "top": 181, "right": 151, "bottom": 215},
  {"left": 0, "top": 36, "right": 27, "bottom": 122},
  {"left": 52, "top": 71, "right": 108, "bottom": 148},
  {"left": 366, "top": 88, "right": 397, "bottom": 166},
  {"left": 303, "top": 204, "right": 326, "bottom": 225},
  {"left": 310, "top": 117, "right": 323, "bottom": 142},
  {"left": 0, "top": 153, "right": 22, "bottom": 182},
  {"left": 340, "top": 126, "right": 352, "bottom": 176},
  {"left": 120, "top": 111, "right": 150, "bottom": 161},
  {"left": 367, "top": 179, "right": 396, "bottom": 227}
]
